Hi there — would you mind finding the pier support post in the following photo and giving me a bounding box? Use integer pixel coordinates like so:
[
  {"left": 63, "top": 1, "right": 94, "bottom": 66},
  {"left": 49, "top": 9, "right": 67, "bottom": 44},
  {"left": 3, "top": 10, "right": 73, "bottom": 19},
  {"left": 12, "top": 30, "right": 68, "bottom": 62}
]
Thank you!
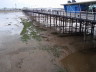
[
  {"left": 50, "top": 15, "right": 51, "bottom": 28},
  {"left": 63, "top": 17, "right": 64, "bottom": 33},
  {"left": 56, "top": 16, "right": 57, "bottom": 30},
  {"left": 84, "top": 22, "right": 87, "bottom": 41},
  {"left": 91, "top": 23, "right": 94, "bottom": 39},
  {"left": 79, "top": 21, "right": 82, "bottom": 34}
]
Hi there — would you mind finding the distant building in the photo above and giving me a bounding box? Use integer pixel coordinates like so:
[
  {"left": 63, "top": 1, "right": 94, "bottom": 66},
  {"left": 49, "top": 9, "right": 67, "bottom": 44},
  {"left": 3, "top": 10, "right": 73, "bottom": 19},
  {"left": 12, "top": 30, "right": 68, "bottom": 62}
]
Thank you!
[
  {"left": 67, "top": 0, "right": 71, "bottom": 3},
  {"left": 72, "top": 0, "right": 76, "bottom": 3},
  {"left": 61, "top": 1, "right": 96, "bottom": 13}
]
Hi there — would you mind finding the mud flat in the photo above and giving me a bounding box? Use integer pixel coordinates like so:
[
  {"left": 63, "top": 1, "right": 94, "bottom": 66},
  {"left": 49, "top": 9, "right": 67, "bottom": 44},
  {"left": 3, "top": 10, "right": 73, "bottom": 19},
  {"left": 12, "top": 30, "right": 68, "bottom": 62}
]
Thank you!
[{"left": 0, "top": 11, "right": 96, "bottom": 72}]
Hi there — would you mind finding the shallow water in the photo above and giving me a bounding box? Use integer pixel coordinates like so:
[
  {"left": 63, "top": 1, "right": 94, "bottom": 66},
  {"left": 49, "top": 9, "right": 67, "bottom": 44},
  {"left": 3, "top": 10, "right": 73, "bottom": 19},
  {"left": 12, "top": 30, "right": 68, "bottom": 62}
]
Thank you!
[
  {"left": 0, "top": 12, "right": 24, "bottom": 50},
  {"left": 0, "top": 12, "right": 23, "bottom": 34},
  {"left": 61, "top": 51, "right": 96, "bottom": 72}
]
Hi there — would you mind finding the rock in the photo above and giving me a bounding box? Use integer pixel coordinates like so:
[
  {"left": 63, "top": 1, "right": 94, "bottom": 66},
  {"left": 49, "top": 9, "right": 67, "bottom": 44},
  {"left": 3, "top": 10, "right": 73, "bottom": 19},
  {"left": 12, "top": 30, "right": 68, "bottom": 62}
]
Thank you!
[
  {"left": 45, "top": 38, "right": 49, "bottom": 41},
  {"left": 41, "top": 35, "right": 47, "bottom": 38},
  {"left": 6, "top": 18, "right": 9, "bottom": 19},
  {"left": 8, "top": 24, "right": 11, "bottom": 25},
  {"left": 9, "top": 22, "right": 12, "bottom": 23}
]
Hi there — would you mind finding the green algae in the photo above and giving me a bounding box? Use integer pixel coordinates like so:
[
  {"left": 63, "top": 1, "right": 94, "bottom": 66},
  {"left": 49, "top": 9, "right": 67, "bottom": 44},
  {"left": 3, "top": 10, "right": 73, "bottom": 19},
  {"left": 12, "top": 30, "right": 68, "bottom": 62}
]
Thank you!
[
  {"left": 20, "top": 18, "right": 42, "bottom": 42},
  {"left": 39, "top": 45, "right": 67, "bottom": 58}
]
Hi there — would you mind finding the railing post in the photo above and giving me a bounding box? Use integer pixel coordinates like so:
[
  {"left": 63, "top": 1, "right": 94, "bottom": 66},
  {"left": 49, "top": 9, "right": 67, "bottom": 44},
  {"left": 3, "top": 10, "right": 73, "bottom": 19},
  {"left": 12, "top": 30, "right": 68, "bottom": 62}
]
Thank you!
[
  {"left": 75, "top": 11, "right": 77, "bottom": 18},
  {"left": 80, "top": 11, "right": 81, "bottom": 19},
  {"left": 86, "top": 11, "right": 88, "bottom": 20},
  {"left": 94, "top": 12, "right": 95, "bottom": 21},
  {"left": 60, "top": 10, "right": 61, "bottom": 16},
  {"left": 66, "top": 11, "right": 67, "bottom": 17},
  {"left": 50, "top": 10, "right": 52, "bottom": 28},
  {"left": 70, "top": 11, "right": 71, "bottom": 18},
  {"left": 63, "top": 11, "right": 64, "bottom": 16}
]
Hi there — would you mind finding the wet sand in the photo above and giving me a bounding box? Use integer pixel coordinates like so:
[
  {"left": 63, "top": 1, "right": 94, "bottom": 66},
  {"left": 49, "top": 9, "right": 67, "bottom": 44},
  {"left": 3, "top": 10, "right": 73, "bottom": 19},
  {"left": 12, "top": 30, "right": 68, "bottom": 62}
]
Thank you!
[{"left": 0, "top": 11, "right": 96, "bottom": 72}]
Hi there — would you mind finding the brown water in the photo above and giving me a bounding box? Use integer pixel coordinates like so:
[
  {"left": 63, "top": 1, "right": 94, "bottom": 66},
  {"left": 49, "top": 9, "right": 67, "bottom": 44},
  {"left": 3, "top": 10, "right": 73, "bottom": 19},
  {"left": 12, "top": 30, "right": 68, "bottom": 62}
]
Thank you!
[{"left": 61, "top": 50, "right": 96, "bottom": 72}]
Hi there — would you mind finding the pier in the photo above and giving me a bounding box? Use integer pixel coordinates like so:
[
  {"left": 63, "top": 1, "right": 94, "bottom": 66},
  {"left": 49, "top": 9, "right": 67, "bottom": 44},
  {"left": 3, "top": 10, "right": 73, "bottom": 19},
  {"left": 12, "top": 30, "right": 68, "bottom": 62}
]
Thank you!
[{"left": 23, "top": 9, "right": 96, "bottom": 40}]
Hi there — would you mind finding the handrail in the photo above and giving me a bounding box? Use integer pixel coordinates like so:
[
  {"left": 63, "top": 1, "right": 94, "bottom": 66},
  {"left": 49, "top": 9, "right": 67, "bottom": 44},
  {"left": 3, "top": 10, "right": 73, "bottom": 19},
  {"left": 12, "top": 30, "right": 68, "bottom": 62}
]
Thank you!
[{"left": 23, "top": 9, "right": 96, "bottom": 21}]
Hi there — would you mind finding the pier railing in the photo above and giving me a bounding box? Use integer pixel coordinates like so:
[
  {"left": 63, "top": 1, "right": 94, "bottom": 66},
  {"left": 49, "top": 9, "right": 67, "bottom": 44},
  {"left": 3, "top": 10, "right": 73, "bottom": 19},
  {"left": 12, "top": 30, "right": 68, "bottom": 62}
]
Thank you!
[{"left": 26, "top": 9, "right": 96, "bottom": 21}]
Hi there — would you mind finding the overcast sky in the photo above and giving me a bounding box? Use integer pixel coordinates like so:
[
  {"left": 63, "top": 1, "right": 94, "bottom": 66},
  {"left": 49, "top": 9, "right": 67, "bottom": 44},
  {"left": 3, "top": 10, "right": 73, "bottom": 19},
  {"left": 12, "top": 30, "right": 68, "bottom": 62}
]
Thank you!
[{"left": 0, "top": 0, "right": 95, "bottom": 8}]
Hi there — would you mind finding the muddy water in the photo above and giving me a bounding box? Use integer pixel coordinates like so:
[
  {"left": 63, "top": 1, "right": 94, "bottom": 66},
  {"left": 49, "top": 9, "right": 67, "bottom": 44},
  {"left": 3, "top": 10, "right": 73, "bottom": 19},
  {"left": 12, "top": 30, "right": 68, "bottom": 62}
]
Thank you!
[
  {"left": 0, "top": 12, "right": 23, "bottom": 50},
  {"left": 61, "top": 50, "right": 96, "bottom": 72}
]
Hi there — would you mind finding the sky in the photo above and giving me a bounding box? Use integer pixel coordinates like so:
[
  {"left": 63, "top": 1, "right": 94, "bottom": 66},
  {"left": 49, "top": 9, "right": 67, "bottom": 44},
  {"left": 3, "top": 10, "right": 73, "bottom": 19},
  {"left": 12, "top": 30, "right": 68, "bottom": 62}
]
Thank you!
[{"left": 0, "top": 0, "right": 95, "bottom": 8}]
